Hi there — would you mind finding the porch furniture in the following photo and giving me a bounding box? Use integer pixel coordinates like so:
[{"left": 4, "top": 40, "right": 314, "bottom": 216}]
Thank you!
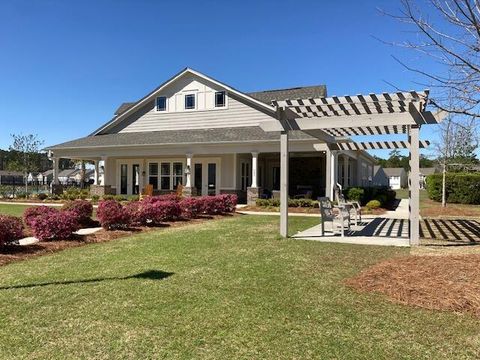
[
  {"left": 294, "top": 185, "right": 313, "bottom": 199},
  {"left": 318, "top": 197, "right": 350, "bottom": 237},
  {"left": 272, "top": 190, "right": 280, "bottom": 199},
  {"left": 176, "top": 184, "right": 184, "bottom": 197},
  {"left": 259, "top": 189, "right": 272, "bottom": 199},
  {"left": 338, "top": 193, "right": 362, "bottom": 226},
  {"left": 140, "top": 184, "right": 154, "bottom": 199}
]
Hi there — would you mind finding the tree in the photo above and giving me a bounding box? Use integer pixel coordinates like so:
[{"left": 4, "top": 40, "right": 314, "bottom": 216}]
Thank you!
[
  {"left": 385, "top": 0, "right": 480, "bottom": 117},
  {"left": 7, "top": 134, "right": 45, "bottom": 195}
]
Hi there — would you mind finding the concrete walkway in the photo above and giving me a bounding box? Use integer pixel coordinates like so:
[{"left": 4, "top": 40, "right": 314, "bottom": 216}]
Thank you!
[{"left": 17, "top": 227, "right": 103, "bottom": 246}]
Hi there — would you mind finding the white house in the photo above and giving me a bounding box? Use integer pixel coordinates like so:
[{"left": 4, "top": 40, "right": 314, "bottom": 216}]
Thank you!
[
  {"left": 46, "top": 68, "right": 377, "bottom": 203},
  {"left": 383, "top": 167, "right": 408, "bottom": 190},
  {"left": 372, "top": 165, "right": 389, "bottom": 187},
  {"left": 419, "top": 167, "right": 438, "bottom": 189}
]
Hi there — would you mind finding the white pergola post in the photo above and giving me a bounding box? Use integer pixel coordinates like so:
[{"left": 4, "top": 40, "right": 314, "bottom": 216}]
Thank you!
[
  {"left": 343, "top": 156, "right": 349, "bottom": 187},
  {"left": 251, "top": 152, "right": 258, "bottom": 188},
  {"left": 325, "top": 148, "right": 332, "bottom": 199},
  {"left": 330, "top": 151, "right": 338, "bottom": 200},
  {"left": 52, "top": 157, "right": 59, "bottom": 185},
  {"left": 408, "top": 125, "right": 420, "bottom": 246},
  {"left": 280, "top": 131, "right": 289, "bottom": 237},
  {"left": 101, "top": 156, "right": 108, "bottom": 186},
  {"left": 186, "top": 153, "right": 193, "bottom": 187},
  {"left": 94, "top": 160, "right": 100, "bottom": 185}
]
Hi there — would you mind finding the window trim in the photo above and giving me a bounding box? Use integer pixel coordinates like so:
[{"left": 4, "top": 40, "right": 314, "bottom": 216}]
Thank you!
[
  {"left": 215, "top": 91, "right": 226, "bottom": 108},
  {"left": 155, "top": 96, "right": 167, "bottom": 112},
  {"left": 147, "top": 160, "right": 185, "bottom": 191}
]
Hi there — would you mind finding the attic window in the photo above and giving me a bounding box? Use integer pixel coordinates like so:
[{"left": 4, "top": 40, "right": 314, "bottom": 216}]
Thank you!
[
  {"left": 215, "top": 91, "right": 226, "bottom": 107},
  {"left": 156, "top": 96, "right": 167, "bottom": 111},
  {"left": 185, "top": 94, "right": 195, "bottom": 110}
]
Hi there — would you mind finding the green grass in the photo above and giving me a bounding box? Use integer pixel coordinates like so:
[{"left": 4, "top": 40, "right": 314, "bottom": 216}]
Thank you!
[
  {"left": 0, "top": 204, "right": 32, "bottom": 217},
  {"left": 395, "top": 188, "right": 429, "bottom": 201},
  {"left": 0, "top": 215, "right": 479, "bottom": 359}
]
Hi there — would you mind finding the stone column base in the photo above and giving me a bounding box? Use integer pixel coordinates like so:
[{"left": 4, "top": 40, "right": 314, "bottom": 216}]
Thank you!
[
  {"left": 182, "top": 186, "right": 196, "bottom": 197},
  {"left": 247, "top": 187, "right": 262, "bottom": 205},
  {"left": 51, "top": 184, "right": 64, "bottom": 195},
  {"left": 90, "top": 185, "right": 114, "bottom": 197}
]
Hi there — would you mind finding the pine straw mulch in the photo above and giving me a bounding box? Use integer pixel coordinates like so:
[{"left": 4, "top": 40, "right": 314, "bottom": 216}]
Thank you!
[
  {"left": 0, "top": 215, "right": 231, "bottom": 267},
  {"left": 345, "top": 254, "right": 480, "bottom": 318}
]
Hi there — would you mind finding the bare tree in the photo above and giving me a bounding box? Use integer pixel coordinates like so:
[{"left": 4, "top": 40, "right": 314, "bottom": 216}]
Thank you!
[{"left": 384, "top": 0, "right": 480, "bottom": 117}]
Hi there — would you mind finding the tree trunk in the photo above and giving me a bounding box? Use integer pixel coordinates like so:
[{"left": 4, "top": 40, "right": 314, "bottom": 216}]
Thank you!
[{"left": 442, "top": 162, "right": 446, "bottom": 207}]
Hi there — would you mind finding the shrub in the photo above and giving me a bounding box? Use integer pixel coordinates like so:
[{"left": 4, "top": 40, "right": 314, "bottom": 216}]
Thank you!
[
  {"left": 97, "top": 200, "right": 130, "bottom": 230},
  {"left": 344, "top": 186, "right": 395, "bottom": 206},
  {"left": 256, "top": 198, "right": 317, "bottom": 208},
  {"left": 255, "top": 198, "right": 280, "bottom": 207},
  {"left": 16, "top": 192, "right": 27, "bottom": 199},
  {"left": 62, "top": 200, "right": 93, "bottom": 226},
  {"left": 218, "top": 194, "right": 237, "bottom": 212},
  {"left": 61, "top": 188, "right": 88, "bottom": 201},
  {"left": 24, "top": 206, "right": 59, "bottom": 228},
  {"left": 346, "top": 187, "right": 364, "bottom": 202},
  {"left": 91, "top": 195, "right": 100, "bottom": 203},
  {"left": 130, "top": 200, "right": 182, "bottom": 226},
  {"left": 179, "top": 197, "right": 203, "bottom": 219},
  {"left": 113, "top": 195, "right": 127, "bottom": 202},
  {"left": 0, "top": 215, "right": 24, "bottom": 246},
  {"left": 426, "top": 173, "right": 480, "bottom": 204},
  {"left": 142, "top": 194, "right": 180, "bottom": 204},
  {"left": 30, "top": 211, "right": 80, "bottom": 241},
  {"left": 366, "top": 200, "right": 381, "bottom": 210},
  {"left": 37, "top": 193, "right": 48, "bottom": 201},
  {"left": 202, "top": 196, "right": 226, "bottom": 214},
  {"left": 102, "top": 194, "right": 115, "bottom": 201}
]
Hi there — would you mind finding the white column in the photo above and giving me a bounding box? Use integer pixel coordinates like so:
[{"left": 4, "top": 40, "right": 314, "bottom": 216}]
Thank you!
[
  {"left": 330, "top": 151, "right": 338, "bottom": 199},
  {"left": 94, "top": 160, "right": 100, "bottom": 185},
  {"left": 251, "top": 152, "right": 258, "bottom": 188},
  {"left": 356, "top": 156, "right": 363, "bottom": 186},
  {"left": 101, "top": 156, "right": 108, "bottom": 186},
  {"left": 52, "top": 157, "right": 59, "bottom": 185},
  {"left": 409, "top": 125, "right": 420, "bottom": 246},
  {"left": 343, "top": 156, "right": 349, "bottom": 187},
  {"left": 280, "top": 131, "right": 289, "bottom": 237},
  {"left": 186, "top": 153, "right": 193, "bottom": 187},
  {"left": 325, "top": 148, "right": 332, "bottom": 200}
]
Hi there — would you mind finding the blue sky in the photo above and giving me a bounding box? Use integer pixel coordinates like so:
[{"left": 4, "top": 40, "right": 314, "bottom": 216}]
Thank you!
[{"left": 0, "top": 0, "right": 440, "bottom": 158}]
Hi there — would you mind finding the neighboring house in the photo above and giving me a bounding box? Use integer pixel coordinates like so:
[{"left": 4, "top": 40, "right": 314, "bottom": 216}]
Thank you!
[
  {"left": 46, "top": 68, "right": 377, "bottom": 203},
  {"left": 70, "top": 169, "right": 95, "bottom": 185},
  {"left": 40, "top": 170, "right": 54, "bottom": 185},
  {"left": 57, "top": 169, "right": 77, "bottom": 185},
  {"left": 383, "top": 168, "right": 408, "bottom": 190},
  {"left": 372, "top": 165, "right": 389, "bottom": 187},
  {"left": 419, "top": 167, "right": 438, "bottom": 189},
  {"left": 0, "top": 170, "right": 24, "bottom": 185}
]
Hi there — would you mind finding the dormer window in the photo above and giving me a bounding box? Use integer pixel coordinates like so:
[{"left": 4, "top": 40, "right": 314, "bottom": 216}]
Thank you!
[
  {"left": 215, "top": 91, "right": 226, "bottom": 107},
  {"left": 185, "top": 94, "right": 195, "bottom": 110},
  {"left": 156, "top": 96, "right": 167, "bottom": 111}
]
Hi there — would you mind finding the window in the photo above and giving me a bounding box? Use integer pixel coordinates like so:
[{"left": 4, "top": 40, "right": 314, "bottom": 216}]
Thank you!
[
  {"left": 156, "top": 96, "right": 167, "bottom": 111},
  {"left": 185, "top": 94, "right": 195, "bottom": 109},
  {"left": 241, "top": 161, "right": 251, "bottom": 191},
  {"left": 215, "top": 91, "right": 226, "bottom": 107},
  {"left": 148, "top": 163, "right": 159, "bottom": 190},
  {"left": 173, "top": 162, "right": 183, "bottom": 189},
  {"left": 160, "top": 162, "right": 171, "bottom": 190}
]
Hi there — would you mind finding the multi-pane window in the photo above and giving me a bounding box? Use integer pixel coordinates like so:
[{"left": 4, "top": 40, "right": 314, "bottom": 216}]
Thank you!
[
  {"left": 148, "top": 163, "right": 159, "bottom": 190},
  {"left": 215, "top": 91, "right": 226, "bottom": 107},
  {"left": 173, "top": 162, "right": 183, "bottom": 189},
  {"left": 160, "top": 163, "right": 171, "bottom": 190},
  {"left": 185, "top": 94, "right": 195, "bottom": 109},
  {"left": 156, "top": 96, "right": 167, "bottom": 111}
]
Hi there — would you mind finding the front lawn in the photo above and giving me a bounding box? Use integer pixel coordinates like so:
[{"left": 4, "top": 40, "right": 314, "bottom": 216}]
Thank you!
[
  {"left": 0, "top": 215, "right": 479, "bottom": 359},
  {"left": 0, "top": 204, "right": 32, "bottom": 217}
]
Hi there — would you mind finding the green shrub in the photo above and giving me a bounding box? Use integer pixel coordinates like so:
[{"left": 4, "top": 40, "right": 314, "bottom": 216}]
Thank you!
[
  {"left": 366, "top": 200, "right": 381, "bottom": 210},
  {"left": 37, "top": 193, "right": 48, "bottom": 201},
  {"left": 346, "top": 187, "right": 364, "bottom": 202},
  {"left": 113, "top": 195, "right": 127, "bottom": 202},
  {"left": 344, "top": 186, "right": 395, "bottom": 206},
  {"left": 255, "top": 198, "right": 318, "bottom": 208},
  {"left": 102, "top": 194, "right": 115, "bottom": 201},
  {"left": 91, "top": 195, "right": 100, "bottom": 203},
  {"left": 426, "top": 173, "right": 480, "bottom": 204}
]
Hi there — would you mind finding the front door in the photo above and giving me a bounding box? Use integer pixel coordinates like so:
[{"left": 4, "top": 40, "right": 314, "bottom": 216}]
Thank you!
[
  {"left": 193, "top": 159, "right": 220, "bottom": 196},
  {"left": 118, "top": 160, "right": 143, "bottom": 196}
]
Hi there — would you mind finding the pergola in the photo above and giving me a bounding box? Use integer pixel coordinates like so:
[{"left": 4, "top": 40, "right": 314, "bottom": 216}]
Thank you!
[{"left": 260, "top": 90, "right": 445, "bottom": 246}]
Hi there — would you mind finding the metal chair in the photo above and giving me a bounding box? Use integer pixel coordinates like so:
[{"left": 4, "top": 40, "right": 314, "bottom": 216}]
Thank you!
[
  {"left": 318, "top": 197, "right": 351, "bottom": 237},
  {"left": 338, "top": 193, "right": 362, "bottom": 226}
]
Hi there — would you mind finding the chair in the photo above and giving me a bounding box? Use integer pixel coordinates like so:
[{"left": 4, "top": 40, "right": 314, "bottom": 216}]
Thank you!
[
  {"left": 318, "top": 197, "right": 350, "bottom": 237},
  {"left": 294, "top": 185, "right": 313, "bottom": 199},
  {"left": 337, "top": 193, "right": 362, "bottom": 226},
  {"left": 176, "top": 184, "right": 184, "bottom": 197},
  {"left": 140, "top": 184, "right": 154, "bottom": 200}
]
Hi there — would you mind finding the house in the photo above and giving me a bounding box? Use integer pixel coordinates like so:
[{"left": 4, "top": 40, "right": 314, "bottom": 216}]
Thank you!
[
  {"left": 57, "top": 169, "right": 77, "bottom": 185},
  {"left": 46, "top": 68, "right": 377, "bottom": 203},
  {"left": 0, "top": 170, "right": 24, "bottom": 185},
  {"left": 383, "top": 167, "right": 408, "bottom": 190},
  {"left": 372, "top": 165, "right": 389, "bottom": 187},
  {"left": 419, "top": 167, "right": 438, "bottom": 189}
]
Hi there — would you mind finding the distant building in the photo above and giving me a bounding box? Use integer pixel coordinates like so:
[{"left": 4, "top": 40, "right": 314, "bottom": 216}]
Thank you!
[
  {"left": 0, "top": 170, "right": 24, "bottom": 185},
  {"left": 419, "top": 167, "right": 439, "bottom": 189},
  {"left": 383, "top": 167, "right": 408, "bottom": 190},
  {"left": 372, "top": 165, "right": 389, "bottom": 187}
]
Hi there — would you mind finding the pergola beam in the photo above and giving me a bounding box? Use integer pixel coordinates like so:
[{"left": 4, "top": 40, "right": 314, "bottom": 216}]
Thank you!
[{"left": 335, "top": 140, "right": 430, "bottom": 151}]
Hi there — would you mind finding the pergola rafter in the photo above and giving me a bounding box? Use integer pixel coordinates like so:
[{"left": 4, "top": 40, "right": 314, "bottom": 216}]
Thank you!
[{"left": 267, "top": 90, "right": 444, "bottom": 246}]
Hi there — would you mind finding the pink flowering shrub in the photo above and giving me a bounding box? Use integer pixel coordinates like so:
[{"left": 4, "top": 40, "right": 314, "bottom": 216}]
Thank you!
[
  {"left": 179, "top": 197, "right": 203, "bottom": 219},
  {"left": 219, "top": 194, "right": 238, "bottom": 213},
  {"left": 24, "top": 206, "right": 59, "bottom": 228},
  {"left": 125, "top": 200, "right": 143, "bottom": 227},
  {"left": 97, "top": 200, "right": 130, "bottom": 230},
  {"left": 142, "top": 194, "right": 180, "bottom": 204},
  {"left": 30, "top": 211, "right": 80, "bottom": 241},
  {"left": 202, "top": 196, "right": 226, "bottom": 214},
  {"left": 0, "top": 215, "right": 24, "bottom": 246},
  {"left": 62, "top": 200, "right": 93, "bottom": 226}
]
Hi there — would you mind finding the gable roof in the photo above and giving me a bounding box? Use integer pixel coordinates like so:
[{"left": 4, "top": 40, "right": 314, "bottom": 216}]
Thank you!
[
  {"left": 420, "top": 167, "right": 438, "bottom": 175},
  {"left": 248, "top": 85, "right": 327, "bottom": 104},
  {"left": 93, "top": 67, "right": 278, "bottom": 136},
  {"left": 383, "top": 167, "right": 406, "bottom": 177}
]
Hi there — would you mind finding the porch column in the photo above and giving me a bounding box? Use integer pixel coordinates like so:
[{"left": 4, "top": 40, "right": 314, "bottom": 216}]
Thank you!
[
  {"left": 325, "top": 148, "right": 332, "bottom": 199},
  {"left": 182, "top": 153, "right": 195, "bottom": 197},
  {"left": 101, "top": 156, "right": 108, "bottom": 185},
  {"left": 330, "top": 151, "right": 338, "bottom": 200},
  {"left": 356, "top": 156, "right": 363, "bottom": 186},
  {"left": 94, "top": 160, "right": 100, "bottom": 185},
  {"left": 280, "top": 131, "right": 289, "bottom": 237},
  {"left": 247, "top": 152, "right": 261, "bottom": 205},
  {"left": 251, "top": 152, "right": 258, "bottom": 188},
  {"left": 52, "top": 157, "right": 59, "bottom": 185},
  {"left": 408, "top": 125, "right": 420, "bottom": 246}
]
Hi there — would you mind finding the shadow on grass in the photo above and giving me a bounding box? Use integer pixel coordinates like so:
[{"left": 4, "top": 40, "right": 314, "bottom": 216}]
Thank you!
[{"left": 0, "top": 270, "right": 174, "bottom": 290}]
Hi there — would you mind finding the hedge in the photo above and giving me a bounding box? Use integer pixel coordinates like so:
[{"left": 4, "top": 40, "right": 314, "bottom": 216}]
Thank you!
[
  {"left": 426, "top": 173, "right": 480, "bottom": 204},
  {"left": 30, "top": 211, "right": 80, "bottom": 241},
  {"left": 344, "top": 186, "right": 396, "bottom": 207},
  {"left": 0, "top": 215, "right": 24, "bottom": 246},
  {"left": 24, "top": 206, "right": 59, "bottom": 228},
  {"left": 62, "top": 200, "right": 93, "bottom": 226},
  {"left": 256, "top": 198, "right": 319, "bottom": 208}
]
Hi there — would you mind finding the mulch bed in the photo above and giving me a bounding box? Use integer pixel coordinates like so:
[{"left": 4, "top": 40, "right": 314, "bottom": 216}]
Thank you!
[
  {"left": 345, "top": 254, "right": 480, "bottom": 318},
  {"left": 0, "top": 215, "right": 229, "bottom": 267}
]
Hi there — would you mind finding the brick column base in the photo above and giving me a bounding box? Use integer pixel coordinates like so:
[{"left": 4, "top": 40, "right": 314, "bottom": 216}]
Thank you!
[
  {"left": 247, "top": 187, "right": 262, "bottom": 206},
  {"left": 51, "top": 184, "right": 64, "bottom": 195},
  {"left": 182, "top": 186, "right": 197, "bottom": 197},
  {"left": 90, "top": 185, "right": 114, "bottom": 197}
]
